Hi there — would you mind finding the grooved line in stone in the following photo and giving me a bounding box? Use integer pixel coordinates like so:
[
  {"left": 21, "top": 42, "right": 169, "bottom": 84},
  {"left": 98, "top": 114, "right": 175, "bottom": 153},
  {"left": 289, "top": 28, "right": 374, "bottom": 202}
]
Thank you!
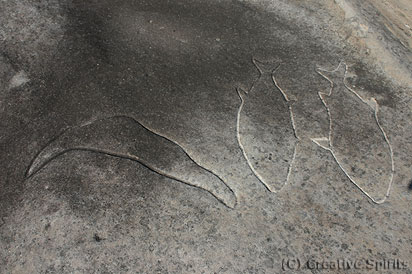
[
  {"left": 271, "top": 66, "right": 300, "bottom": 184},
  {"left": 312, "top": 62, "right": 394, "bottom": 204},
  {"left": 26, "top": 115, "right": 237, "bottom": 208},
  {"left": 236, "top": 87, "right": 271, "bottom": 191},
  {"left": 236, "top": 58, "right": 299, "bottom": 192}
]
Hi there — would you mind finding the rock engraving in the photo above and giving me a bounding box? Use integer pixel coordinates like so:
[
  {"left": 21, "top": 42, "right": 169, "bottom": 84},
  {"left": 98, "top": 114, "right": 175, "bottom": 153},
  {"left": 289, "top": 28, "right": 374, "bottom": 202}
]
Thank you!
[
  {"left": 312, "top": 62, "right": 394, "bottom": 204},
  {"left": 236, "top": 58, "right": 299, "bottom": 192},
  {"left": 26, "top": 115, "right": 237, "bottom": 208}
]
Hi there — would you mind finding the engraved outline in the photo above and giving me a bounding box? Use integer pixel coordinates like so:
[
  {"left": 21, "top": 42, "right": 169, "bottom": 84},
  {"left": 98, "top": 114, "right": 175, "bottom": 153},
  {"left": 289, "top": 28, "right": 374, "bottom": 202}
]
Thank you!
[
  {"left": 236, "top": 58, "right": 299, "bottom": 192},
  {"left": 26, "top": 115, "right": 237, "bottom": 208},
  {"left": 312, "top": 61, "right": 395, "bottom": 204}
]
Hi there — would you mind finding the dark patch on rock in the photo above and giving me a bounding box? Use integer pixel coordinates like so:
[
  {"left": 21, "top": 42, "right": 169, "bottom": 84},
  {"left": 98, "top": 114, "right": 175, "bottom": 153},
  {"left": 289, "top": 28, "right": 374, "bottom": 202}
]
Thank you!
[{"left": 93, "top": 233, "right": 103, "bottom": 242}]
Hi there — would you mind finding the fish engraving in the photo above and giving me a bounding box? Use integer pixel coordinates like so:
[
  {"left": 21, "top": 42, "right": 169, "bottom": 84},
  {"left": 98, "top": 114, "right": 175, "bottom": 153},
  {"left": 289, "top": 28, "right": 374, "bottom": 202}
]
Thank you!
[
  {"left": 312, "top": 62, "right": 394, "bottom": 204},
  {"left": 236, "top": 58, "right": 299, "bottom": 192},
  {"left": 26, "top": 115, "right": 237, "bottom": 208}
]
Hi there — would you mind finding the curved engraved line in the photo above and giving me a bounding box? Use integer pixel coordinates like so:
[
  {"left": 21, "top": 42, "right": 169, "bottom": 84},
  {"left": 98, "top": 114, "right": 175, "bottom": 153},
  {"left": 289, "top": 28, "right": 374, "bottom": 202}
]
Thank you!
[
  {"left": 114, "top": 115, "right": 237, "bottom": 203},
  {"left": 272, "top": 66, "right": 300, "bottom": 140},
  {"left": 235, "top": 57, "right": 279, "bottom": 192},
  {"left": 251, "top": 58, "right": 270, "bottom": 75},
  {"left": 236, "top": 59, "right": 299, "bottom": 192},
  {"left": 250, "top": 57, "right": 280, "bottom": 92},
  {"left": 26, "top": 115, "right": 237, "bottom": 208},
  {"left": 286, "top": 143, "right": 298, "bottom": 185},
  {"left": 272, "top": 65, "right": 300, "bottom": 187},
  {"left": 25, "top": 128, "right": 71, "bottom": 177},
  {"left": 236, "top": 88, "right": 272, "bottom": 192},
  {"left": 315, "top": 62, "right": 394, "bottom": 204},
  {"left": 29, "top": 146, "right": 235, "bottom": 208}
]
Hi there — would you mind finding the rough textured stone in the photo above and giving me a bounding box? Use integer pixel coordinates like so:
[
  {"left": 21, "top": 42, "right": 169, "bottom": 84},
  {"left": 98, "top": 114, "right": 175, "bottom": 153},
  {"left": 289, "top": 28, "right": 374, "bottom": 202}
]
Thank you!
[{"left": 1, "top": 0, "right": 411, "bottom": 273}]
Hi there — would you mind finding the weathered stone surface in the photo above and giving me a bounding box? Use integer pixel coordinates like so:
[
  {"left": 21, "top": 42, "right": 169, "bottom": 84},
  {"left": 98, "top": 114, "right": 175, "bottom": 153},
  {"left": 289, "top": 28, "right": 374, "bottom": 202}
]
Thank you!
[{"left": 1, "top": 0, "right": 411, "bottom": 273}]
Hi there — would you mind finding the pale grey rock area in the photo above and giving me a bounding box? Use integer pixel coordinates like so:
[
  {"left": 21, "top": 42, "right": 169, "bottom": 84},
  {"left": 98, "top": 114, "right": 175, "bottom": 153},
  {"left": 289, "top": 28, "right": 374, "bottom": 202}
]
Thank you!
[{"left": 0, "top": 0, "right": 411, "bottom": 273}]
